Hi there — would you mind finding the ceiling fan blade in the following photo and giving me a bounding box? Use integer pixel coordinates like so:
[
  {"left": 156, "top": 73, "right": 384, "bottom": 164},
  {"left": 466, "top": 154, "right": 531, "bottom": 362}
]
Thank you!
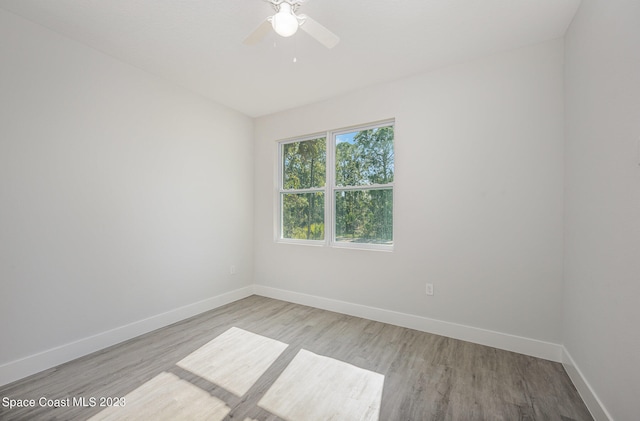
[
  {"left": 243, "top": 19, "right": 272, "bottom": 45},
  {"left": 299, "top": 15, "right": 340, "bottom": 49}
]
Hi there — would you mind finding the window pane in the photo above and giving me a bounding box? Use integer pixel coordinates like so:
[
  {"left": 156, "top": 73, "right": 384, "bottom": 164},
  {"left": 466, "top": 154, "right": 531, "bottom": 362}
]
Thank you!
[
  {"left": 282, "top": 192, "right": 325, "bottom": 240},
  {"left": 335, "top": 189, "right": 393, "bottom": 244},
  {"left": 336, "top": 126, "right": 394, "bottom": 187},
  {"left": 283, "top": 138, "right": 326, "bottom": 189}
]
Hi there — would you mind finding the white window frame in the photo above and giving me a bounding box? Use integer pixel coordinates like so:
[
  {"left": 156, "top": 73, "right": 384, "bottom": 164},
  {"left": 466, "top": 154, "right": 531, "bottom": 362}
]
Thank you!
[{"left": 276, "top": 120, "right": 395, "bottom": 251}]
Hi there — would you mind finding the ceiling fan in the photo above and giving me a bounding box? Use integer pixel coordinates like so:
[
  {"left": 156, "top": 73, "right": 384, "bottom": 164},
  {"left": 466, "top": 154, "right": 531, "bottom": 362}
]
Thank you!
[{"left": 243, "top": 0, "right": 340, "bottom": 49}]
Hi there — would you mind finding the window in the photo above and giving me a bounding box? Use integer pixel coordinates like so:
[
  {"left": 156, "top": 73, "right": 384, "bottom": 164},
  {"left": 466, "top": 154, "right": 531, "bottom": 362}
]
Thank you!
[
  {"left": 280, "top": 136, "right": 326, "bottom": 241},
  {"left": 278, "top": 121, "right": 394, "bottom": 250}
]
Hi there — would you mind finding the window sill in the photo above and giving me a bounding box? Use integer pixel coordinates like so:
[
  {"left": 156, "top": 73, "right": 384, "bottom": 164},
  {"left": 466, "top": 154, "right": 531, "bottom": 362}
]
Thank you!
[{"left": 275, "top": 238, "right": 394, "bottom": 252}]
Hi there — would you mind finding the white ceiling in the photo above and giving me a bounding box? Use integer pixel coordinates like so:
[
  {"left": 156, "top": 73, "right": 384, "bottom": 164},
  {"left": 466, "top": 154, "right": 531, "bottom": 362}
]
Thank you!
[{"left": 0, "top": 0, "right": 580, "bottom": 117}]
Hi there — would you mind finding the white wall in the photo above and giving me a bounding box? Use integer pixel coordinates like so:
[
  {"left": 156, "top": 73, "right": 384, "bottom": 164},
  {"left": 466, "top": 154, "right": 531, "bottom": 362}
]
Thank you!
[
  {"left": 254, "top": 40, "right": 565, "bottom": 349},
  {"left": 0, "top": 8, "right": 254, "bottom": 376},
  {"left": 563, "top": 1, "right": 640, "bottom": 420}
]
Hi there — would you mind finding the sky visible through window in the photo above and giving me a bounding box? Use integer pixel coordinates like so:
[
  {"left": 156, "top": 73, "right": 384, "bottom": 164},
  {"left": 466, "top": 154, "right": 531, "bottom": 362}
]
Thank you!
[{"left": 336, "top": 132, "right": 356, "bottom": 144}]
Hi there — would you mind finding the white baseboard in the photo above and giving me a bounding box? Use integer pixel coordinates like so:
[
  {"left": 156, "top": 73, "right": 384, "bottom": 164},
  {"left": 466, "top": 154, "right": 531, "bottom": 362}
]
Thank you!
[
  {"left": 0, "top": 284, "right": 570, "bottom": 390},
  {"left": 0, "top": 285, "right": 254, "bottom": 387},
  {"left": 253, "top": 285, "right": 563, "bottom": 362},
  {"left": 562, "top": 347, "right": 612, "bottom": 421}
]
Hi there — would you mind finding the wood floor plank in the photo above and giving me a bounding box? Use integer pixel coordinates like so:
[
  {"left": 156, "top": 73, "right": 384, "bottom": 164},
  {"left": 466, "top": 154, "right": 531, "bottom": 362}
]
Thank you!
[{"left": 0, "top": 295, "right": 593, "bottom": 421}]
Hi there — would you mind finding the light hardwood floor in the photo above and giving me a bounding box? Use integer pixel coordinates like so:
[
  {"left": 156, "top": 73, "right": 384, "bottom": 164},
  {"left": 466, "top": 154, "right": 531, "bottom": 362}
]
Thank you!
[{"left": 0, "top": 295, "right": 593, "bottom": 420}]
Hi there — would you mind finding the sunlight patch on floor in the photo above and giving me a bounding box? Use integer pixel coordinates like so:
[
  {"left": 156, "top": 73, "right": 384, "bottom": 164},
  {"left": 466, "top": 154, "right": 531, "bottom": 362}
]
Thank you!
[
  {"left": 258, "top": 349, "right": 384, "bottom": 421},
  {"left": 90, "top": 328, "right": 384, "bottom": 420},
  {"left": 87, "top": 372, "right": 230, "bottom": 421},
  {"left": 177, "top": 326, "right": 288, "bottom": 396}
]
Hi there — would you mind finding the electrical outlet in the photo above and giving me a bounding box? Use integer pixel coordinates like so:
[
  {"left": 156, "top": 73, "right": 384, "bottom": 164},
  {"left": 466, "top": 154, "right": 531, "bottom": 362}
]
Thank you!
[
  {"left": 230, "top": 265, "right": 236, "bottom": 275},
  {"left": 426, "top": 283, "right": 434, "bottom": 296}
]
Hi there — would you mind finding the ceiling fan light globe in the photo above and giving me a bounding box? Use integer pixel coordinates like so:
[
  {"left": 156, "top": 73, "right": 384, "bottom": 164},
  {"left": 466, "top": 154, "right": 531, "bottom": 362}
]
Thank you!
[{"left": 272, "top": 11, "right": 298, "bottom": 37}]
